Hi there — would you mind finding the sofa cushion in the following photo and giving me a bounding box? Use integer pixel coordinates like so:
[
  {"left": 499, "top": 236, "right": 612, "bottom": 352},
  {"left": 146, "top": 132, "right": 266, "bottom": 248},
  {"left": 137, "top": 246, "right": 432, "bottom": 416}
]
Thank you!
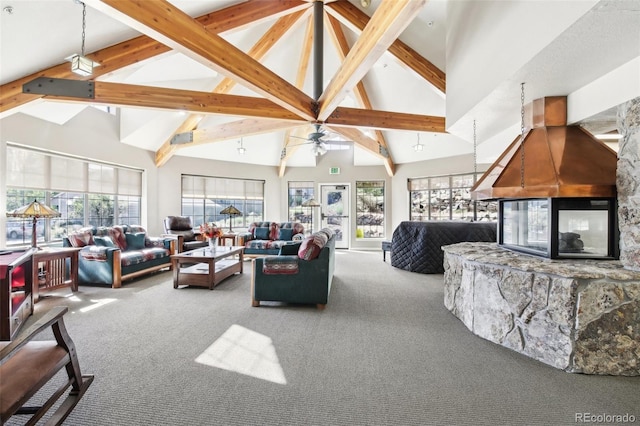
[
  {"left": 167, "top": 216, "right": 192, "bottom": 231},
  {"left": 298, "top": 236, "right": 322, "bottom": 261},
  {"left": 277, "top": 228, "right": 294, "bottom": 241},
  {"left": 125, "top": 232, "right": 146, "bottom": 250},
  {"left": 80, "top": 246, "right": 108, "bottom": 262},
  {"left": 120, "top": 248, "right": 168, "bottom": 267},
  {"left": 167, "top": 229, "right": 196, "bottom": 242},
  {"left": 255, "top": 227, "right": 271, "bottom": 240},
  {"left": 68, "top": 230, "right": 94, "bottom": 248},
  {"left": 262, "top": 256, "right": 299, "bottom": 275}
]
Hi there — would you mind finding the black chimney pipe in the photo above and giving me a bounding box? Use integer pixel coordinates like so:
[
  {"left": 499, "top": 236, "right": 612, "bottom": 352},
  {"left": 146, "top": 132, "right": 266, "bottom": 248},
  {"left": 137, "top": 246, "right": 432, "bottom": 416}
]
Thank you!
[{"left": 313, "top": 1, "right": 323, "bottom": 101}]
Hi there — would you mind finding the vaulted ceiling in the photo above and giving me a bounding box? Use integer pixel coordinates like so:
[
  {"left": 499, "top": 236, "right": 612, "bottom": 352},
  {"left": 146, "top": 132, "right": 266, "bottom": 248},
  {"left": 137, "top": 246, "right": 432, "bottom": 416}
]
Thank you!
[{"left": 1, "top": 0, "right": 638, "bottom": 176}]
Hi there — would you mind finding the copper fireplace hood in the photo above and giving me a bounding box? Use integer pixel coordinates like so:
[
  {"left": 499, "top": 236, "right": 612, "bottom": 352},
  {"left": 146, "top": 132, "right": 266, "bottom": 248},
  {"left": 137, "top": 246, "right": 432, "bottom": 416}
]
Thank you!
[{"left": 471, "top": 96, "right": 617, "bottom": 200}]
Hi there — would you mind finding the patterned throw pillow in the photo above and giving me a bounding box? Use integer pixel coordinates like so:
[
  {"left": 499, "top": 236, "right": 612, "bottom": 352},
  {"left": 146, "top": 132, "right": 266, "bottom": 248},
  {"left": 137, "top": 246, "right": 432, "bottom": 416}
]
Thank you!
[
  {"left": 68, "top": 230, "right": 94, "bottom": 248},
  {"left": 269, "top": 222, "right": 280, "bottom": 240},
  {"left": 108, "top": 226, "right": 127, "bottom": 250},
  {"left": 298, "top": 236, "right": 322, "bottom": 261},
  {"left": 312, "top": 231, "right": 329, "bottom": 248}
]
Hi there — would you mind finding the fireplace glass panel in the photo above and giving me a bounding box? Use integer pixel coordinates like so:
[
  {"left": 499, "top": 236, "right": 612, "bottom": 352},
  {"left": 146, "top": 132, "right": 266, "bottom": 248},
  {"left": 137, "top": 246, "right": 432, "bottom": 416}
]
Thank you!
[
  {"left": 557, "top": 200, "right": 611, "bottom": 258},
  {"left": 501, "top": 199, "right": 549, "bottom": 254},
  {"left": 500, "top": 198, "right": 616, "bottom": 259}
]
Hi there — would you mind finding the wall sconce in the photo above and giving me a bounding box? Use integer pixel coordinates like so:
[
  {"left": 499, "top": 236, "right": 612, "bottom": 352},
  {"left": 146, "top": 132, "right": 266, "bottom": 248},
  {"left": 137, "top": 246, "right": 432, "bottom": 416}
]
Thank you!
[{"left": 413, "top": 133, "right": 424, "bottom": 152}]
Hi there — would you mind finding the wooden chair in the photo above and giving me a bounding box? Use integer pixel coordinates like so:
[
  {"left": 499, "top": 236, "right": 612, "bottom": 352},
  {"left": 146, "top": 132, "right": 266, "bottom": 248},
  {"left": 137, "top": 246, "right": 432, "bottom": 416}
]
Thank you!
[{"left": 0, "top": 306, "right": 94, "bottom": 425}]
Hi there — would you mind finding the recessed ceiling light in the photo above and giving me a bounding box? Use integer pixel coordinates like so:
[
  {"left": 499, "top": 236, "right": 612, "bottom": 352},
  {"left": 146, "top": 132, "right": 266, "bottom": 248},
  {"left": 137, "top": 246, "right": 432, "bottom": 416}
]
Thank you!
[
  {"left": 360, "top": 0, "right": 371, "bottom": 8},
  {"left": 3, "top": 6, "right": 14, "bottom": 15}
]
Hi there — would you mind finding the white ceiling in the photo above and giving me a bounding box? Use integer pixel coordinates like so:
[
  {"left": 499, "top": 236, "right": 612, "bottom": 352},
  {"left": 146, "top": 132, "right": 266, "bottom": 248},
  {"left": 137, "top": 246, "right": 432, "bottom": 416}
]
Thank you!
[{"left": 1, "top": 0, "right": 638, "bottom": 168}]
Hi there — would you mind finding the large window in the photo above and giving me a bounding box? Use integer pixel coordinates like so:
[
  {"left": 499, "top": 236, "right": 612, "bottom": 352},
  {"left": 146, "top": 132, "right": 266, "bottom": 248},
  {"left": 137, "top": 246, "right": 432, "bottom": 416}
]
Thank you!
[
  {"left": 5, "top": 145, "right": 143, "bottom": 246},
  {"left": 287, "top": 181, "right": 314, "bottom": 235},
  {"left": 409, "top": 173, "right": 497, "bottom": 222},
  {"left": 181, "top": 175, "right": 264, "bottom": 231},
  {"left": 356, "top": 181, "right": 385, "bottom": 239}
]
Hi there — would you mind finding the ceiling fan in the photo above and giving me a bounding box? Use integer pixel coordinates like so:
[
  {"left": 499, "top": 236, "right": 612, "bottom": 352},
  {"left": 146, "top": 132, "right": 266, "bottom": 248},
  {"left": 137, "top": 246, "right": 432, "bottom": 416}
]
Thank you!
[{"left": 287, "top": 124, "right": 352, "bottom": 156}]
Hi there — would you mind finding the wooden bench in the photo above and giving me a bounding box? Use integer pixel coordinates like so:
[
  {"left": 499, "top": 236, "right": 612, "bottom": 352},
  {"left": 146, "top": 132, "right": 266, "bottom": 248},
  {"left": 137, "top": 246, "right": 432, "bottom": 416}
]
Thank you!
[{"left": 0, "top": 306, "right": 94, "bottom": 425}]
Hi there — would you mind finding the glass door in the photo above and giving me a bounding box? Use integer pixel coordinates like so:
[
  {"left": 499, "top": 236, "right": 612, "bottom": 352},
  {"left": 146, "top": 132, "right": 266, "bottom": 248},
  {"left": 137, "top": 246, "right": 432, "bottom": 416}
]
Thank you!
[{"left": 320, "top": 184, "right": 350, "bottom": 249}]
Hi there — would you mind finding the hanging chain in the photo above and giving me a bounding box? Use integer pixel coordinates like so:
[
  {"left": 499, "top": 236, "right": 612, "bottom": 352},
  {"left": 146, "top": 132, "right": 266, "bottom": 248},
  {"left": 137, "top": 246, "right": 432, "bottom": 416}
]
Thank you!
[
  {"left": 473, "top": 119, "right": 477, "bottom": 178},
  {"left": 81, "top": 1, "right": 87, "bottom": 56},
  {"left": 520, "top": 82, "right": 526, "bottom": 188}
]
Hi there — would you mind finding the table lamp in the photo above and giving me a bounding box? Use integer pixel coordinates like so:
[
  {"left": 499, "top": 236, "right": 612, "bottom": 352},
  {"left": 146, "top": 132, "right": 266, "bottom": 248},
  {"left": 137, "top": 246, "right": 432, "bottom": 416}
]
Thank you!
[
  {"left": 6, "top": 200, "right": 61, "bottom": 249},
  {"left": 220, "top": 205, "right": 242, "bottom": 233}
]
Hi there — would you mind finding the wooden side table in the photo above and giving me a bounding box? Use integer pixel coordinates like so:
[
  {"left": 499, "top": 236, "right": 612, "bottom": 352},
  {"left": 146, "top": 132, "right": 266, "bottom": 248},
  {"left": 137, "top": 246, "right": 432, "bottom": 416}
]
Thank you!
[
  {"left": 32, "top": 247, "right": 80, "bottom": 302},
  {"left": 219, "top": 233, "right": 237, "bottom": 246}
]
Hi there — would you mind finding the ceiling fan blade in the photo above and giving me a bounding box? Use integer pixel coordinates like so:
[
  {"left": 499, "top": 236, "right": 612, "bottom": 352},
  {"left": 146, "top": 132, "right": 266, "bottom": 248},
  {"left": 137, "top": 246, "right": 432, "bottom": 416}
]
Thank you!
[{"left": 321, "top": 139, "right": 352, "bottom": 145}]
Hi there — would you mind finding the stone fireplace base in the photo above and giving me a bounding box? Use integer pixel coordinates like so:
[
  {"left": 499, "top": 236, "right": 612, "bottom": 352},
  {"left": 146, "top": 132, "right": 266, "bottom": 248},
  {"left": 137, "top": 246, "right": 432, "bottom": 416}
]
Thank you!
[{"left": 443, "top": 242, "right": 640, "bottom": 375}]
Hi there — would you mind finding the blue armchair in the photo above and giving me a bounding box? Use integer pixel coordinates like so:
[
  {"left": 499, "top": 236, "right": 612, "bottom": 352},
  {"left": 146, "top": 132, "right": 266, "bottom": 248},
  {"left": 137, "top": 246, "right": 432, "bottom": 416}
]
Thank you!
[{"left": 251, "top": 230, "right": 335, "bottom": 310}]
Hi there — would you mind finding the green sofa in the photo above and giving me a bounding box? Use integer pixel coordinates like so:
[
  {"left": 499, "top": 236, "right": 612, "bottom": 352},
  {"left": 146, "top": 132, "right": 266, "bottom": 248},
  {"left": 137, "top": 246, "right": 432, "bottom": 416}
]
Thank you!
[
  {"left": 251, "top": 228, "right": 335, "bottom": 310},
  {"left": 62, "top": 225, "right": 175, "bottom": 288}
]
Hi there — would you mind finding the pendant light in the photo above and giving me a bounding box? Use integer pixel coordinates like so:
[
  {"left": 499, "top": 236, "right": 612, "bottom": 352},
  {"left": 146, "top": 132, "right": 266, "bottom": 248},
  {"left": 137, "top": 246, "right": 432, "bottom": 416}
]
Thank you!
[
  {"left": 65, "top": 1, "right": 99, "bottom": 76},
  {"left": 413, "top": 133, "right": 424, "bottom": 152}
]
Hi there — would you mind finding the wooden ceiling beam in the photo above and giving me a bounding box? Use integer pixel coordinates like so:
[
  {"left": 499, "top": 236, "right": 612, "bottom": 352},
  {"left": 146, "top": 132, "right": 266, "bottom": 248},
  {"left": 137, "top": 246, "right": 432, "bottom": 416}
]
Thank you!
[
  {"left": 42, "top": 82, "right": 305, "bottom": 123},
  {"left": 324, "top": 125, "right": 394, "bottom": 176},
  {"left": 199, "top": 0, "right": 308, "bottom": 34},
  {"left": 317, "top": 0, "right": 427, "bottom": 121},
  {"left": 327, "top": 107, "right": 446, "bottom": 133},
  {"left": 155, "top": 114, "right": 205, "bottom": 167},
  {"left": 0, "top": 0, "right": 308, "bottom": 116},
  {"left": 326, "top": 0, "right": 445, "bottom": 94},
  {"left": 187, "top": 119, "right": 299, "bottom": 148},
  {"left": 84, "top": 0, "right": 316, "bottom": 121},
  {"left": 279, "top": 126, "right": 310, "bottom": 177},
  {"left": 158, "top": 8, "right": 309, "bottom": 167},
  {"left": 212, "top": 9, "right": 309, "bottom": 95},
  {"left": 325, "top": 13, "right": 394, "bottom": 176}
]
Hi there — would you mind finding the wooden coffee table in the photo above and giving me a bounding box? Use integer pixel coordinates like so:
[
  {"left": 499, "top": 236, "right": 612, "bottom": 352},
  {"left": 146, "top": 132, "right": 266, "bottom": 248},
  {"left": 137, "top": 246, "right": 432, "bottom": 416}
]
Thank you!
[{"left": 171, "top": 245, "right": 244, "bottom": 290}]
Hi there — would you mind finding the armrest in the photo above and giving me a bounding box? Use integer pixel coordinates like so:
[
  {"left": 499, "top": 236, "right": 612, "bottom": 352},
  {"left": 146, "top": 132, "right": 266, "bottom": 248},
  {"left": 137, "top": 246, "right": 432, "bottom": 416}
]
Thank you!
[
  {"left": 237, "top": 232, "right": 253, "bottom": 246},
  {"left": 0, "top": 306, "right": 68, "bottom": 365}
]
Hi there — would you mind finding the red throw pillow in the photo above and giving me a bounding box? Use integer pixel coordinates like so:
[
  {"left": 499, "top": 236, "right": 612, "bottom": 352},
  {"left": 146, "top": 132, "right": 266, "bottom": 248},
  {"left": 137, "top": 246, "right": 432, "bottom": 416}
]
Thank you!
[
  {"left": 298, "top": 236, "right": 322, "bottom": 261},
  {"left": 108, "top": 226, "right": 127, "bottom": 250}
]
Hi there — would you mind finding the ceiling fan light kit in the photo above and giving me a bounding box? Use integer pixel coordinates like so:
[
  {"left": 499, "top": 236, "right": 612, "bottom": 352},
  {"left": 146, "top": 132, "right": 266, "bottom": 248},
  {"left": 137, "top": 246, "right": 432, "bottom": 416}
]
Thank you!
[{"left": 312, "top": 142, "right": 328, "bottom": 157}]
